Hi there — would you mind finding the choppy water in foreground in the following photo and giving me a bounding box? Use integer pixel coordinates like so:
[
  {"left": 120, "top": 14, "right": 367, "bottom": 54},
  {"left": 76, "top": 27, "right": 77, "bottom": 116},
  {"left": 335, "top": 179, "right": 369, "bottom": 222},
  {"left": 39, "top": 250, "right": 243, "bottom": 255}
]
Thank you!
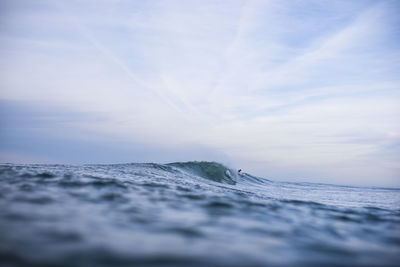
[{"left": 0, "top": 162, "right": 399, "bottom": 266}]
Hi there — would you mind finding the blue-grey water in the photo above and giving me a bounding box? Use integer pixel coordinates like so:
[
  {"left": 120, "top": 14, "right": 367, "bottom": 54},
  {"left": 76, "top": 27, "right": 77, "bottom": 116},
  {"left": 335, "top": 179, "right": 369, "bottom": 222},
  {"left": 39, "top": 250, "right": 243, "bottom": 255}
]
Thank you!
[{"left": 0, "top": 162, "right": 399, "bottom": 266}]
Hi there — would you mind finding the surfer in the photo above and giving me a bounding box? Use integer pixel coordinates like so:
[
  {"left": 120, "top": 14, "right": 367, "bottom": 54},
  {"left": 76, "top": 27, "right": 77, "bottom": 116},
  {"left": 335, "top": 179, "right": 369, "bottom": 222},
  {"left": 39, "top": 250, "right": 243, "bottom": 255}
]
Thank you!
[{"left": 238, "top": 169, "right": 242, "bottom": 175}]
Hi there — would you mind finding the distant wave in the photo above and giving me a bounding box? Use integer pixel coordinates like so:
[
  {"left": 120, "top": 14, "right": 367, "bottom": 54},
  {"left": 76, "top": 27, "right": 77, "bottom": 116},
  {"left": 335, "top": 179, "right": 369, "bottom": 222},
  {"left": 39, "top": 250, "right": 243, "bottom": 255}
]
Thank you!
[
  {"left": 166, "top": 161, "right": 271, "bottom": 187},
  {"left": 0, "top": 161, "right": 270, "bottom": 186}
]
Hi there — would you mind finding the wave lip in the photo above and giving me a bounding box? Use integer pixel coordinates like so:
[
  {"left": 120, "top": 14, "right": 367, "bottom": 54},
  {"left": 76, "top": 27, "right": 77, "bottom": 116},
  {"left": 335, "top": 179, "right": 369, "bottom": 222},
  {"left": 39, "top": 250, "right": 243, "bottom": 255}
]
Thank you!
[{"left": 167, "top": 161, "right": 237, "bottom": 185}]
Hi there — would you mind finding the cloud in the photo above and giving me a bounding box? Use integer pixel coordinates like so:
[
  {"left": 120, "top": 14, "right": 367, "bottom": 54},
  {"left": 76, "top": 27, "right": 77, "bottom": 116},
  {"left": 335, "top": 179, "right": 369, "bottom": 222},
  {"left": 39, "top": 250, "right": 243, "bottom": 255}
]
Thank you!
[{"left": 0, "top": 99, "right": 230, "bottom": 164}]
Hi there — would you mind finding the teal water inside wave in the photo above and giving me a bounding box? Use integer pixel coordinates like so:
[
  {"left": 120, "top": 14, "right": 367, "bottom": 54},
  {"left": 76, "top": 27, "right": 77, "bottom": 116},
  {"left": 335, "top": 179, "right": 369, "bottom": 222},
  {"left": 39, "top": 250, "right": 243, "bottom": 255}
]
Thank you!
[{"left": 0, "top": 162, "right": 399, "bottom": 266}]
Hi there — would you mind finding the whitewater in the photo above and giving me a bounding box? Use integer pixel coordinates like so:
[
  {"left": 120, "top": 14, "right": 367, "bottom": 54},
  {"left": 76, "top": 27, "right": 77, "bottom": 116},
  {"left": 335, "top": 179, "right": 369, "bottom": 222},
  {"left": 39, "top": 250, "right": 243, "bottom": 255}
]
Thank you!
[{"left": 0, "top": 162, "right": 399, "bottom": 266}]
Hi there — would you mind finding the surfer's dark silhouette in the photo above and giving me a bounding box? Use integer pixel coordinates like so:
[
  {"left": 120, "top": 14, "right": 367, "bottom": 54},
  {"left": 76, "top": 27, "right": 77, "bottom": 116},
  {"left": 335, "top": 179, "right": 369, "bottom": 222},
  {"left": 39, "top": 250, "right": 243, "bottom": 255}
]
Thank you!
[{"left": 238, "top": 169, "right": 242, "bottom": 174}]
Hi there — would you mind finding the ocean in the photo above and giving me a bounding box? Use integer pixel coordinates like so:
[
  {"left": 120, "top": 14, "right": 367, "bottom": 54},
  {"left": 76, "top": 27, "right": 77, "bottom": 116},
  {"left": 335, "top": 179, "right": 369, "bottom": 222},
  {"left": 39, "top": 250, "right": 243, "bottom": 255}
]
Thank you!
[{"left": 0, "top": 162, "right": 399, "bottom": 266}]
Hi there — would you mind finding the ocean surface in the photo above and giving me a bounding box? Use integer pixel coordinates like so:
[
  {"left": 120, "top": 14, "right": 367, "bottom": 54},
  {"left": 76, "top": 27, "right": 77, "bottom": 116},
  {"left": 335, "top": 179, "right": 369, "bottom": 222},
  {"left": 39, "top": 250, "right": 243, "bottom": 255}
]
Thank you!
[{"left": 0, "top": 162, "right": 399, "bottom": 266}]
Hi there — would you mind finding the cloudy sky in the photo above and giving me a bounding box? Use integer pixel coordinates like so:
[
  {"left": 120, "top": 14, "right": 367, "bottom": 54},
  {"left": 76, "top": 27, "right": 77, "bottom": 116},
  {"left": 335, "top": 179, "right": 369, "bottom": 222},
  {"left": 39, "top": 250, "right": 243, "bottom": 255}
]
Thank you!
[{"left": 1, "top": 0, "right": 399, "bottom": 187}]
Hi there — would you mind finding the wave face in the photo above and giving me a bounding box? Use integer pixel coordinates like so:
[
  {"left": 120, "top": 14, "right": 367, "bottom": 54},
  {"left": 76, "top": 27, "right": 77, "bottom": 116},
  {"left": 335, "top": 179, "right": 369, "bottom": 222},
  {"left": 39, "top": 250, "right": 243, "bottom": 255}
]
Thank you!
[
  {"left": 0, "top": 161, "right": 400, "bottom": 266},
  {"left": 167, "top": 161, "right": 237, "bottom": 184}
]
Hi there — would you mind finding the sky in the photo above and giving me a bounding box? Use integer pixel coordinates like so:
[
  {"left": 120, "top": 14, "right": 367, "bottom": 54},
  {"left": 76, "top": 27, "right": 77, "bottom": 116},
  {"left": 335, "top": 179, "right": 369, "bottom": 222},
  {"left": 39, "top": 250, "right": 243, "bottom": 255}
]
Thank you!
[{"left": 0, "top": 0, "right": 399, "bottom": 187}]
